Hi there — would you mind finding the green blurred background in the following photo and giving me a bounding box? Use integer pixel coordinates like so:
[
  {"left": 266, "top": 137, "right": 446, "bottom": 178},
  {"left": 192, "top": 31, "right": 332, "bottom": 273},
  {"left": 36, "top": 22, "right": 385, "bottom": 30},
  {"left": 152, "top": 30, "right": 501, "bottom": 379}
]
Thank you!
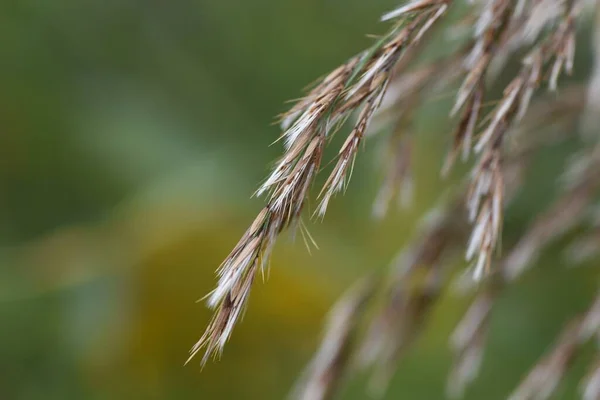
[{"left": 0, "top": 1, "right": 598, "bottom": 399}]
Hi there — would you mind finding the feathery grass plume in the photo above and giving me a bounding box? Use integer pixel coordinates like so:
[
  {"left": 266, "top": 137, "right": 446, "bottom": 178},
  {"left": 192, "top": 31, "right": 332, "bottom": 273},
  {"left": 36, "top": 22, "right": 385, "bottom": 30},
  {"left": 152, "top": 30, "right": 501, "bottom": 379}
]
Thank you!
[
  {"left": 291, "top": 0, "right": 596, "bottom": 397},
  {"left": 188, "top": 0, "right": 453, "bottom": 365},
  {"left": 191, "top": 0, "right": 600, "bottom": 397}
]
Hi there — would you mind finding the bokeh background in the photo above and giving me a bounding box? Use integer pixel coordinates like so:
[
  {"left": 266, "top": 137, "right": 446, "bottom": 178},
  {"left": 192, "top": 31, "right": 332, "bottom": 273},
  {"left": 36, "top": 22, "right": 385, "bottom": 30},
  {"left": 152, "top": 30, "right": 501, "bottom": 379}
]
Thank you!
[{"left": 1, "top": 1, "right": 598, "bottom": 399}]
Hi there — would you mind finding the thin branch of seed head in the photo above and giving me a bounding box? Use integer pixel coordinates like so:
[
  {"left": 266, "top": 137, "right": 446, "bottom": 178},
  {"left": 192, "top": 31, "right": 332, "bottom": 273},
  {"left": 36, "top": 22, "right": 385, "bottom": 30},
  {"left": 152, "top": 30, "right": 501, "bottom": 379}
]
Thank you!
[
  {"left": 509, "top": 291, "right": 600, "bottom": 400},
  {"left": 316, "top": 2, "right": 453, "bottom": 217},
  {"left": 372, "top": 127, "right": 414, "bottom": 218},
  {"left": 363, "top": 263, "right": 447, "bottom": 396},
  {"left": 503, "top": 149, "right": 600, "bottom": 280},
  {"left": 464, "top": 0, "right": 583, "bottom": 280},
  {"left": 452, "top": 0, "right": 514, "bottom": 116},
  {"left": 189, "top": 1, "right": 454, "bottom": 366},
  {"left": 441, "top": 85, "right": 589, "bottom": 394},
  {"left": 581, "top": 357, "right": 600, "bottom": 400},
  {"left": 509, "top": 317, "right": 585, "bottom": 400},
  {"left": 291, "top": 279, "right": 375, "bottom": 400},
  {"left": 448, "top": 0, "right": 578, "bottom": 171},
  {"left": 448, "top": 106, "right": 592, "bottom": 397},
  {"left": 447, "top": 281, "right": 504, "bottom": 398}
]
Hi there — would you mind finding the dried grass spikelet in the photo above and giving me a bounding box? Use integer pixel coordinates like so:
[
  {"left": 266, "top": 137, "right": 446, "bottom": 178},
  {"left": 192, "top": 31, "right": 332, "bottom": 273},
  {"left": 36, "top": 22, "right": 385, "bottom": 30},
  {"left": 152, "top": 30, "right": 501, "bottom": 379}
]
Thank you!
[
  {"left": 188, "top": 0, "right": 454, "bottom": 365},
  {"left": 458, "top": 0, "right": 583, "bottom": 280}
]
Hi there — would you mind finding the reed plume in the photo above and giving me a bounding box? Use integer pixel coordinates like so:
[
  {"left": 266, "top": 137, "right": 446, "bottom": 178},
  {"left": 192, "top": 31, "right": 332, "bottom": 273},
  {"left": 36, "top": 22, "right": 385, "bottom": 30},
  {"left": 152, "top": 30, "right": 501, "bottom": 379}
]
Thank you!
[
  {"left": 189, "top": 0, "right": 600, "bottom": 398},
  {"left": 188, "top": 0, "right": 453, "bottom": 365}
]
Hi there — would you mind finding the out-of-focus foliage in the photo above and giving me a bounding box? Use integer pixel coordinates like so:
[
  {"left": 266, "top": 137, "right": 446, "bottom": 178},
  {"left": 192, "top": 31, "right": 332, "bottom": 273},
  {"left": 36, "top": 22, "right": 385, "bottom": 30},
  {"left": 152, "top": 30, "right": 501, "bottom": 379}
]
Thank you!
[{"left": 0, "top": 1, "right": 597, "bottom": 399}]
